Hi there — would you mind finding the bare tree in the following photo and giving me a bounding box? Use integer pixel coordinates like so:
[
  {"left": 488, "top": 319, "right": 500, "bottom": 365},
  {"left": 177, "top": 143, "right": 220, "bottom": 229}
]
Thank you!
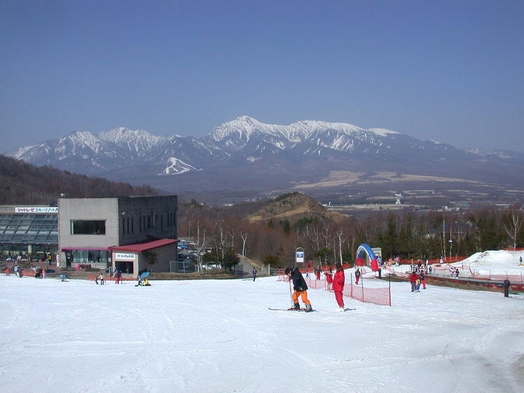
[
  {"left": 336, "top": 228, "right": 345, "bottom": 265},
  {"left": 502, "top": 210, "right": 523, "bottom": 250},
  {"left": 240, "top": 231, "right": 248, "bottom": 257}
]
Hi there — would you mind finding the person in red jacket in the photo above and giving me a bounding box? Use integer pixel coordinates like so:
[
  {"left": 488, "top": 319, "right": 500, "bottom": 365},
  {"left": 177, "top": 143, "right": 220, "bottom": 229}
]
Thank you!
[
  {"left": 324, "top": 269, "right": 333, "bottom": 290},
  {"left": 409, "top": 270, "right": 419, "bottom": 292},
  {"left": 332, "top": 263, "right": 346, "bottom": 311}
]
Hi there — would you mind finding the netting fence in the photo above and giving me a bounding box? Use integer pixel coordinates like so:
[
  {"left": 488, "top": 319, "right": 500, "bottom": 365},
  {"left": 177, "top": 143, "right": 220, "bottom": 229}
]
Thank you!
[{"left": 276, "top": 268, "right": 391, "bottom": 306}]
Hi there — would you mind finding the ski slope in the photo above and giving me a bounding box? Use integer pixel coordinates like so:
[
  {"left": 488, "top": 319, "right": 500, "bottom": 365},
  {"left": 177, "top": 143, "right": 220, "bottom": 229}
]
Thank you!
[{"left": 1, "top": 253, "right": 523, "bottom": 393}]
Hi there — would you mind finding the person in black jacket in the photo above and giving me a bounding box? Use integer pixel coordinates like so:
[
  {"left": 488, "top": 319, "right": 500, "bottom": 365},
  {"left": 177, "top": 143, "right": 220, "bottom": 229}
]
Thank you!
[{"left": 285, "top": 267, "right": 313, "bottom": 312}]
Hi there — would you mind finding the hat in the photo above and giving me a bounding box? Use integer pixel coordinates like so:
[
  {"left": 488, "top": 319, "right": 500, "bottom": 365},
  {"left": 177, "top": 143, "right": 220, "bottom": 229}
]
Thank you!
[{"left": 284, "top": 267, "right": 292, "bottom": 275}]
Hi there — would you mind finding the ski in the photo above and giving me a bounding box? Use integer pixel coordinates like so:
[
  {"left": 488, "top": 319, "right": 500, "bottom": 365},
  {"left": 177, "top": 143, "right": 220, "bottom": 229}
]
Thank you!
[{"left": 268, "top": 307, "right": 318, "bottom": 312}]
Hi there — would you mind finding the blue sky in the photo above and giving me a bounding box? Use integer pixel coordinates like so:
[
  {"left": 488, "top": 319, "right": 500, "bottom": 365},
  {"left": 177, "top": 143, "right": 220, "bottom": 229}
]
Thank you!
[{"left": 1, "top": 0, "right": 523, "bottom": 153}]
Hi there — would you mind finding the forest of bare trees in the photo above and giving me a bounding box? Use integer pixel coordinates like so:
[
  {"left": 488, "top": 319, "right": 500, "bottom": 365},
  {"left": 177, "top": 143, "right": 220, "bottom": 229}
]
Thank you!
[{"left": 177, "top": 194, "right": 524, "bottom": 269}]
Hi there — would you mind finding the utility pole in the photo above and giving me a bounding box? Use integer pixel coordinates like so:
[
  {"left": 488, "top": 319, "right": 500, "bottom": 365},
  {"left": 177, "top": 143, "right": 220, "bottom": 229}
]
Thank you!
[
  {"left": 442, "top": 219, "right": 446, "bottom": 261},
  {"left": 449, "top": 222, "right": 453, "bottom": 260}
]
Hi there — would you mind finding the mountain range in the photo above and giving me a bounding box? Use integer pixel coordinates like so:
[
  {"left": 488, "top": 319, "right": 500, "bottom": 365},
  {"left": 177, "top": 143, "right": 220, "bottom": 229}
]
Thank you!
[{"left": 6, "top": 116, "right": 524, "bottom": 205}]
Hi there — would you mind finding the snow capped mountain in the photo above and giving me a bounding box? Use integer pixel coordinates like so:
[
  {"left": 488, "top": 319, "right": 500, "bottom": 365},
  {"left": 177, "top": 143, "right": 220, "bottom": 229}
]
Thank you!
[
  {"left": 5, "top": 116, "right": 524, "bottom": 202},
  {"left": 98, "top": 127, "right": 165, "bottom": 156},
  {"left": 11, "top": 117, "right": 407, "bottom": 171},
  {"left": 208, "top": 116, "right": 400, "bottom": 152}
]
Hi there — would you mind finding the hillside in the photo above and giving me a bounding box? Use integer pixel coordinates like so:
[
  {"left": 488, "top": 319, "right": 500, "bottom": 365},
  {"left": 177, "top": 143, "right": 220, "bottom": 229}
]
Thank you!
[
  {"left": 0, "top": 155, "right": 159, "bottom": 205},
  {"left": 247, "top": 192, "right": 345, "bottom": 223}
]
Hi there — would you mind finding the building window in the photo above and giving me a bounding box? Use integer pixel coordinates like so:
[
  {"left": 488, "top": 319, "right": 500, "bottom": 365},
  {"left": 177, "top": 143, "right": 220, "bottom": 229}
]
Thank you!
[
  {"left": 70, "top": 220, "right": 106, "bottom": 235},
  {"left": 64, "top": 249, "right": 110, "bottom": 264}
]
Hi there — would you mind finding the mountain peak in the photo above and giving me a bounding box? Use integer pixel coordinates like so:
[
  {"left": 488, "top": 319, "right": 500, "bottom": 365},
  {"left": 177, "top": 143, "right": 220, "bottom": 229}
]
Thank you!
[
  {"left": 209, "top": 117, "right": 400, "bottom": 144},
  {"left": 208, "top": 116, "right": 273, "bottom": 143},
  {"left": 99, "top": 127, "right": 157, "bottom": 140}
]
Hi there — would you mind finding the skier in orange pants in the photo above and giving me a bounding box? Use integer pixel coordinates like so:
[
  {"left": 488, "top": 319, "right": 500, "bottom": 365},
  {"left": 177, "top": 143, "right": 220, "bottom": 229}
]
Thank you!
[{"left": 285, "top": 267, "right": 313, "bottom": 312}]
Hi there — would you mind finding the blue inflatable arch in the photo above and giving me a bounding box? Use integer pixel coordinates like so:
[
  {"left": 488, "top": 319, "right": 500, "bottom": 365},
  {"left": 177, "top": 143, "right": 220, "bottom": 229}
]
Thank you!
[{"left": 356, "top": 243, "right": 376, "bottom": 265}]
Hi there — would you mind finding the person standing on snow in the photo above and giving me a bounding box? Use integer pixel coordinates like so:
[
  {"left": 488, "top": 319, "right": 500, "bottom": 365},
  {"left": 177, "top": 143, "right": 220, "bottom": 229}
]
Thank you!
[
  {"left": 332, "top": 263, "right": 345, "bottom": 311},
  {"left": 315, "top": 267, "right": 321, "bottom": 280},
  {"left": 285, "top": 267, "right": 313, "bottom": 312},
  {"left": 324, "top": 269, "right": 333, "bottom": 290},
  {"left": 419, "top": 271, "right": 426, "bottom": 289},
  {"left": 114, "top": 268, "right": 122, "bottom": 284},
  {"left": 354, "top": 266, "right": 361, "bottom": 285},
  {"left": 409, "top": 270, "right": 419, "bottom": 292}
]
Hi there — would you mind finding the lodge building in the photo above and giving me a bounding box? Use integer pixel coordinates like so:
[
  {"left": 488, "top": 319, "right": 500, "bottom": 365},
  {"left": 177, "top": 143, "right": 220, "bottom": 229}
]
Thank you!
[{"left": 1, "top": 195, "right": 178, "bottom": 275}]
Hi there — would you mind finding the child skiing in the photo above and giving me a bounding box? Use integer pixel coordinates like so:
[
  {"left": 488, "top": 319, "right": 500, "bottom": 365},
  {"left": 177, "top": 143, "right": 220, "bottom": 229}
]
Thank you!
[{"left": 324, "top": 270, "right": 333, "bottom": 290}]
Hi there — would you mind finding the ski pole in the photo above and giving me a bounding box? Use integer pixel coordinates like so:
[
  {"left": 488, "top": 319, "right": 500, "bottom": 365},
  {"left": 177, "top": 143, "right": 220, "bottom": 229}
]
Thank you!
[{"left": 289, "top": 278, "right": 293, "bottom": 308}]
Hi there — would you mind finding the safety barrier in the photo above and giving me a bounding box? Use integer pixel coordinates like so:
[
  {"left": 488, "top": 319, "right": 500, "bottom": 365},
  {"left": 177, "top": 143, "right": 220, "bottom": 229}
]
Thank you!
[
  {"left": 343, "top": 282, "right": 391, "bottom": 306},
  {"left": 277, "top": 270, "right": 392, "bottom": 306},
  {"left": 469, "top": 272, "right": 524, "bottom": 282}
]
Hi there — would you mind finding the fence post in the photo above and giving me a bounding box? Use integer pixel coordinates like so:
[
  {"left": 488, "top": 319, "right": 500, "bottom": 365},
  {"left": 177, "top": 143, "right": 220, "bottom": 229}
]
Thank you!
[
  {"left": 361, "top": 276, "right": 364, "bottom": 303},
  {"left": 503, "top": 280, "right": 510, "bottom": 297},
  {"left": 388, "top": 274, "right": 392, "bottom": 306},
  {"left": 350, "top": 273, "right": 353, "bottom": 298}
]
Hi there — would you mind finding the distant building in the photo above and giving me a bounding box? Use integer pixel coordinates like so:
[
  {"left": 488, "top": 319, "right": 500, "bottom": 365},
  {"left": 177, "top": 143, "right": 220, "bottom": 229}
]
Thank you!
[
  {"left": 58, "top": 196, "right": 178, "bottom": 275},
  {"left": 0, "top": 205, "right": 58, "bottom": 259}
]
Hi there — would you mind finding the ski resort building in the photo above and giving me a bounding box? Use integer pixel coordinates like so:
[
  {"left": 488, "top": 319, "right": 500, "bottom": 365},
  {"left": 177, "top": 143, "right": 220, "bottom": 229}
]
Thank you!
[
  {"left": 0, "top": 205, "right": 58, "bottom": 260},
  {"left": 58, "top": 196, "right": 178, "bottom": 275}
]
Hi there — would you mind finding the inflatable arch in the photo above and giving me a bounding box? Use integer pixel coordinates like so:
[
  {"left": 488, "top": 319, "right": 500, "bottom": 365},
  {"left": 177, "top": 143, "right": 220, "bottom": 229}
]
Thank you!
[{"left": 356, "top": 243, "right": 379, "bottom": 271}]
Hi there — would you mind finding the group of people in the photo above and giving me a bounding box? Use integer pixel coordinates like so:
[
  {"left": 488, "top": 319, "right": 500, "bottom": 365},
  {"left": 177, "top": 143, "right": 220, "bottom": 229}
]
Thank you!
[
  {"left": 285, "top": 262, "right": 347, "bottom": 312},
  {"left": 31, "top": 266, "right": 46, "bottom": 279},
  {"left": 93, "top": 269, "right": 121, "bottom": 284},
  {"left": 4, "top": 265, "right": 24, "bottom": 277},
  {"left": 409, "top": 269, "right": 427, "bottom": 292},
  {"left": 95, "top": 273, "right": 105, "bottom": 285}
]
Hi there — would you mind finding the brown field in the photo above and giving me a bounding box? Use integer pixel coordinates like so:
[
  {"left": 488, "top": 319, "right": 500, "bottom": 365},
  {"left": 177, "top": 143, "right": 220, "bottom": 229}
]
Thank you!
[{"left": 292, "top": 170, "right": 480, "bottom": 190}]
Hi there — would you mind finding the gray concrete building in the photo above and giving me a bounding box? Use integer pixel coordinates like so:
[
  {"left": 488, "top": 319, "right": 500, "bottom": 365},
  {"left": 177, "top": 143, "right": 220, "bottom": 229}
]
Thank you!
[{"left": 58, "top": 195, "right": 178, "bottom": 274}]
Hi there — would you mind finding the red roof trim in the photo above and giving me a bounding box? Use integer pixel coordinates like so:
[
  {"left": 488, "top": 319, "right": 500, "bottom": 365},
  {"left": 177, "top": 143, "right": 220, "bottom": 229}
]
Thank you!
[
  {"left": 110, "top": 239, "right": 178, "bottom": 253},
  {"left": 61, "top": 247, "right": 110, "bottom": 251}
]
